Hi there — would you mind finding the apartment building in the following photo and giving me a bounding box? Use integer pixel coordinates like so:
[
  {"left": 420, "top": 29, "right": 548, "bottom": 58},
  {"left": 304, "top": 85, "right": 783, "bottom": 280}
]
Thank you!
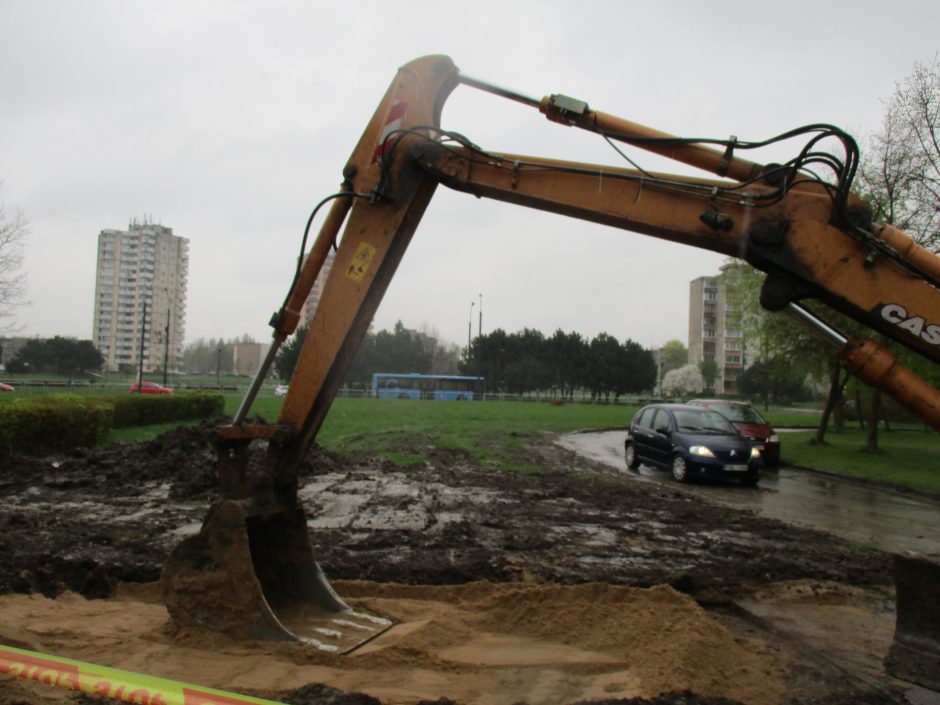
[
  {"left": 233, "top": 342, "right": 267, "bottom": 376},
  {"left": 688, "top": 275, "right": 756, "bottom": 394},
  {"left": 93, "top": 219, "right": 189, "bottom": 373}
]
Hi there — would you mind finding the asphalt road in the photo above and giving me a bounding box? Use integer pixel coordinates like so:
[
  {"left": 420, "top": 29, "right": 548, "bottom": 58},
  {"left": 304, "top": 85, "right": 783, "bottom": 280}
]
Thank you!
[{"left": 557, "top": 429, "right": 940, "bottom": 558}]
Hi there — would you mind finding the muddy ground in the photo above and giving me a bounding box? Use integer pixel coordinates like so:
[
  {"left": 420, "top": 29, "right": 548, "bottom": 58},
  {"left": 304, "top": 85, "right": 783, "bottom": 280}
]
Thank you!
[{"left": 0, "top": 421, "right": 927, "bottom": 705}]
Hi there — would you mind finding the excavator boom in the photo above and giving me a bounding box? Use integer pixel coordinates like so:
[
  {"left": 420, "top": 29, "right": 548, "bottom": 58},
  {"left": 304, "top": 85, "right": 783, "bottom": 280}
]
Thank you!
[{"left": 161, "top": 55, "right": 940, "bottom": 685}]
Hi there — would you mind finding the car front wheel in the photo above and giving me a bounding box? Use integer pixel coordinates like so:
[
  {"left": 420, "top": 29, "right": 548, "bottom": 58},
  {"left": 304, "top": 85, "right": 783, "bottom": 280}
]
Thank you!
[
  {"left": 671, "top": 454, "right": 690, "bottom": 483},
  {"left": 625, "top": 441, "right": 640, "bottom": 470}
]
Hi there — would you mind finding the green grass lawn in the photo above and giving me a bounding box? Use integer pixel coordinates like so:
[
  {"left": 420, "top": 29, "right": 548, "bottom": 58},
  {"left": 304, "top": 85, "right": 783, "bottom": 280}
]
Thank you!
[
  {"left": 231, "top": 396, "right": 637, "bottom": 473},
  {"left": 781, "top": 429, "right": 940, "bottom": 495},
  {"left": 7, "top": 386, "right": 938, "bottom": 495},
  {"left": 324, "top": 398, "right": 636, "bottom": 471},
  {"left": 236, "top": 397, "right": 940, "bottom": 493}
]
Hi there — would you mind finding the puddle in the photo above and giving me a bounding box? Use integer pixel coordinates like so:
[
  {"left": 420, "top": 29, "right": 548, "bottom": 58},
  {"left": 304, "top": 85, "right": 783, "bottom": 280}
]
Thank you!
[{"left": 559, "top": 430, "right": 940, "bottom": 557}]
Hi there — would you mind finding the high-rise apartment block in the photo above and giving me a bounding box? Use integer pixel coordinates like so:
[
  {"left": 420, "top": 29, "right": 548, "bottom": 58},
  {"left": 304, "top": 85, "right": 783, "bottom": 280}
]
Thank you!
[
  {"left": 688, "top": 275, "right": 757, "bottom": 395},
  {"left": 93, "top": 219, "right": 189, "bottom": 373}
]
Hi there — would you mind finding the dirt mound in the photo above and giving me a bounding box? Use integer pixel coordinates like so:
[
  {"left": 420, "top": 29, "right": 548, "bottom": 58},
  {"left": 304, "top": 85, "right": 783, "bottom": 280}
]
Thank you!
[
  {"left": 0, "top": 426, "right": 911, "bottom": 704},
  {"left": 0, "top": 582, "right": 780, "bottom": 705}
]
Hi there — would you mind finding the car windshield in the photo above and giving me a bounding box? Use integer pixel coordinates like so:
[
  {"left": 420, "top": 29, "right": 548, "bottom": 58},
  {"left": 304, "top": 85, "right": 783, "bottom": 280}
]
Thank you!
[
  {"left": 673, "top": 409, "right": 737, "bottom": 435},
  {"left": 711, "top": 403, "right": 767, "bottom": 424}
]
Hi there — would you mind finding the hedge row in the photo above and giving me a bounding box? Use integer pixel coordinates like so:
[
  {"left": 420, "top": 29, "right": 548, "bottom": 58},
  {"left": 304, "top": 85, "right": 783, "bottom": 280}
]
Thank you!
[
  {"left": 0, "top": 392, "right": 224, "bottom": 456},
  {"left": 103, "top": 391, "right": 224, "bottom": 429}
]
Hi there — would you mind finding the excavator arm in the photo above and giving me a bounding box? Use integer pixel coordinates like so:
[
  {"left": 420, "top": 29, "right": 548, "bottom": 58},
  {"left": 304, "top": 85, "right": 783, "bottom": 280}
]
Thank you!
[
  {"left": 161, "top": 55, "right": 940, "bottom": 685},
  {"left": 254, "top": 54, "right": 940, "bottom": 454}
]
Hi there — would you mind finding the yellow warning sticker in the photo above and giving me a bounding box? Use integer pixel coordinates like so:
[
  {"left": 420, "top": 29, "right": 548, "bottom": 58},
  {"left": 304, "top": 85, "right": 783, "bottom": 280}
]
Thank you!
[{"left": 346, "top": 242, "right": 377, "bottom": 282}]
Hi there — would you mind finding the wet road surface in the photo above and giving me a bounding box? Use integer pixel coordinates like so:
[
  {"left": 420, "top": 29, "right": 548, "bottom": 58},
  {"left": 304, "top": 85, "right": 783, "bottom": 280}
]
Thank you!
[{"left": 558, "top": 429, "right": 940, "bottom": 558}]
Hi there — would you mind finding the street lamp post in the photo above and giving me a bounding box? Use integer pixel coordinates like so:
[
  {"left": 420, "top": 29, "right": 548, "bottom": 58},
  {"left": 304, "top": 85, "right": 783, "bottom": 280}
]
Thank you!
[
  {"left": 658, "top": 351, "right": 664, "bottom": 398},
  {"left": 137, "top": 301, "right": 147, "bottom": 393},
  {"left": 217, "top": 345, "right": 222, "bottom": 389},
  {"left": 468, "top": 301, "right": 475, "bottom": 353},
  {"left": 478, "top": 293, "right": 483, "bottom": 339},
  {"left": 162, "top": 288, "right": 170, "bottom": 386}
]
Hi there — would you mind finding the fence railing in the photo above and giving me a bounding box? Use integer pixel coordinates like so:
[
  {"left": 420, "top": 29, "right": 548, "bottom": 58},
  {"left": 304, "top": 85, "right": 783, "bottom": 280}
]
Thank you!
[{"left": 0, "top": 378, "right": 659, "bottom": 407}]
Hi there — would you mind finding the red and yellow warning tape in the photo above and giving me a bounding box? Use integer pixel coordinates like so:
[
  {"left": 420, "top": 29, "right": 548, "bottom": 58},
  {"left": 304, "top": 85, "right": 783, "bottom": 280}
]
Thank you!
[{"left": 0, "top": 645, "right": 284, "bottom": 705}]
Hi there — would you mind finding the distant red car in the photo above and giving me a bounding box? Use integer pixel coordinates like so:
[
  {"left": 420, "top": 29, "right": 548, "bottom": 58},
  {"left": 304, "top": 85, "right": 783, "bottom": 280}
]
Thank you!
[
  {"left": 687, "top": 399, "right": 780, "bottom": 466},
  {"left": 0, "top": 382, "right": 13, "bottom": 392},
  {"left": 129, "top": 381, "right": 173, "bottom": 394}
]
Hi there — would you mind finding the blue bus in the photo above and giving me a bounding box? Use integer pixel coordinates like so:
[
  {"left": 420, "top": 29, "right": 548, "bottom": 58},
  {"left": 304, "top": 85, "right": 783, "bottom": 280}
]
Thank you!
[{"left": 371, "top": 373, "right": 484, "bottom": 400}]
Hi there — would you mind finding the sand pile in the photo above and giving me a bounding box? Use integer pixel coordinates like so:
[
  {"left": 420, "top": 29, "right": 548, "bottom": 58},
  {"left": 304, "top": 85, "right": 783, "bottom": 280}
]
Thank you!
[{"left": 0, "top": 580, "right": 783, "bottom": 705}]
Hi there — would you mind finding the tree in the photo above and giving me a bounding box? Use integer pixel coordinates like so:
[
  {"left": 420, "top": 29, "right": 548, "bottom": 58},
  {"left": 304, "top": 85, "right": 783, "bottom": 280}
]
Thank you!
[
  {"left": 467, "top": 328, "right": 553, "bottom": 395},
  {"left": 738, "top": 357, "right": 807, "bottom": 406},
  {"left": 860, "top": 55, "right": 939, "bottom": 250},
  {"left": 7, "top": 337, "right": 103, "bottom": 376},
  {"left": 659, "top": 339, "right": 688, "bottom": 375},
  {"left": 582, "top": 333, "right": 654, "bottom": 401},
  {"left": 344, "top": 321, "right": 451, "bottom": 387},
  {"left": 718, "top": 257, "right": 852, "bottom": 438},
  {"left": 345, "top": 331, "right": 377, "bottom": 386},
  {"left": 371, "top": 321, "right": 433, "bottom": 374},
  {"left": 417, "top": 323, "right": 460, "bottom": 376},
  {"left": 463, "top": 327, "right": 654, "bottom": 399},
  {"left": 717, "top": 260, "right": 764, "bottom": 347},
  {"left": 7, "top": 339, "right": 48, "bottom": 373},
  {"left": 183, "top": 336, "right": 255, "bottom": 376},
  {"left": 851, "top": 57, "right": 939, "bottom": 449},
  {"left": 503, "top": 328, "right": 550, "bottom": 394},
  {"left": 465, "top": 328, "right": 513, "bottom": 392},
  {"left": 0, "top": 187, "right": 29, "bottom": 334},
  {"left": 585, "top": 333, "right": 624, "bottom": 401},
  {"left": 431, "top": 342, "right": 461, "bottom": 375},
  {"left": 547, "top": 329, "right": 588, "bottom": 400},
  {"left": 51, "top": 338, "right": 103, "bottom": 375},
  {"left": 698, "top": 357, "right": 719, "bottom": 393},
  {"left": 621, "top": 339, "right": 657, "bottom": 396},
  {"left": 662, "top": 364, "right": 703, "bottom": 396},
  {"left": 273, "top": 325, "right": 308, "bottom": 381}
]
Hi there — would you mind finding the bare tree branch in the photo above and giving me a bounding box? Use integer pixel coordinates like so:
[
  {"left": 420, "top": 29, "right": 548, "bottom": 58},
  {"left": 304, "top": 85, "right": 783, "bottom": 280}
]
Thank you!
[
  {"left": 0, "top": 185, "right": 30, "bottom": 334},
  {"left": 860, "top": 56, "right": 940, "bottom": 249}
]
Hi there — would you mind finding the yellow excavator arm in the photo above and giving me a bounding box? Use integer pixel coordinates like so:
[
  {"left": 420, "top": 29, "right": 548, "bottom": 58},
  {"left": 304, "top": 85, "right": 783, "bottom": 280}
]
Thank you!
[
  {"left": 265, "top": 55, "right": 940, "bottom": 449},
  {"left": 161, "top": 55, "right": 940, "bottom": 685}
]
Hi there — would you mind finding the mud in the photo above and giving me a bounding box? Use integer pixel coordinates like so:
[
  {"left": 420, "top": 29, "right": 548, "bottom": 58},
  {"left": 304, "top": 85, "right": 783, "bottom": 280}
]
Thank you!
[{"left": 0, "top": 422, "right": 923, "bottom": 705}]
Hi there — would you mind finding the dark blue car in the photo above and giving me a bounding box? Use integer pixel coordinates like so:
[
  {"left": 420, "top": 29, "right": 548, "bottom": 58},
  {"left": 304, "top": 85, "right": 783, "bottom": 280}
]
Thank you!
[{"left": 625, "top": 404, "right": 762, "bottom": 485}]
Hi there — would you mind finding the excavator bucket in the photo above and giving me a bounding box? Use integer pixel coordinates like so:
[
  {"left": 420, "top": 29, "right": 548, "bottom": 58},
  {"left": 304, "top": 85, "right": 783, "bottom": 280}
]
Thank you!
[
  {"left": 884, "top": 554, "right": 940, "bottom": 691},
  {"left": 160, "top": 429, "right": 392, "bottom": 652},
  {"left": 161, "top": 498, "right": 391, "bottom": 652}
]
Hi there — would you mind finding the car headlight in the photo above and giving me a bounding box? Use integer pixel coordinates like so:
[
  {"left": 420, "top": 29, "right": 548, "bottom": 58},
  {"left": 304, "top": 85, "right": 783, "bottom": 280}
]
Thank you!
[
  {"left": 769, "top": 434, "right": 779, "bottom": 443},
  {"left": 689, "top": 445, "right": 715, "bottom": 457},
  {"left": 751, "top": 446, "right": 762, "bottom": 459}
]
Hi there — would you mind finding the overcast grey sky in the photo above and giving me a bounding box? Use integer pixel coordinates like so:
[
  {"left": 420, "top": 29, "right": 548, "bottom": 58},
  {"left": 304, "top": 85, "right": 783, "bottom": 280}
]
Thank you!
[{"left": 2, "top": 0, "right": 938, "bottom": 351}]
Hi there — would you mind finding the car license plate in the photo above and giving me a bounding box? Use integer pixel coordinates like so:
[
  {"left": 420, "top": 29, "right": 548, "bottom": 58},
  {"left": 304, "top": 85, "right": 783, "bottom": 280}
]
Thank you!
[
  {"left": 755, "top": 444, "right": 765, "bottom": 450},
  {"left": 724, "top": 464, "right": 748, "bottom": 472}
]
